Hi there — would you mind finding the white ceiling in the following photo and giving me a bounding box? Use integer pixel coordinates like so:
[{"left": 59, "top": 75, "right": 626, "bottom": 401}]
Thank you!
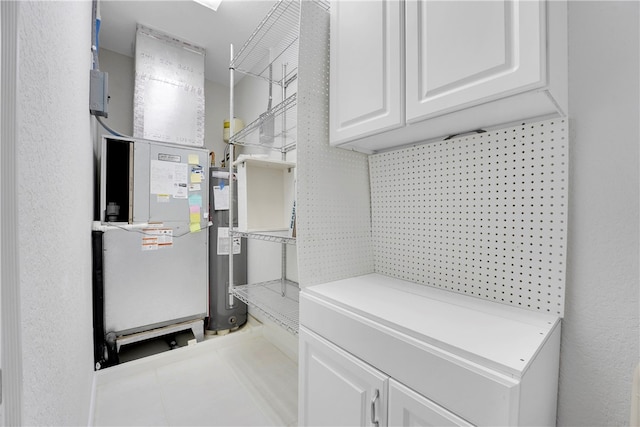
[{"left": 98, "top": 0, "right": 277, "bottom": 87}]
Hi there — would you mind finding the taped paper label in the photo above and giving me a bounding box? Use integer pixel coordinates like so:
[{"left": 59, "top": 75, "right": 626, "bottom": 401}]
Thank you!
[
  {"left": 141, "top": 227, "right": 173, "bottom": 250},
  {"left": 150, "top": 160, "right": 188, "bottom": 199},
  {"left": 217, "top": 227, "right": 241, "bottom": 255},
  {"left": 213, "top": 185, "right": 229, "bottom": 210}
]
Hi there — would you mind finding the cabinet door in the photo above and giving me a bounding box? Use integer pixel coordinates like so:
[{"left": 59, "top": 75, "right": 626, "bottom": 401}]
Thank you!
[
  {"left": 330, "top": 0, "right": 403, "bottom": 146},
  {"left": 405, "top": 0, "right": 546, "bottom": 122},
  {"left": 388, "top": 379, "right": 473, "bottom": 427},
  {"left": 299, "top": 327, "right": 388, "bottom": 426}
]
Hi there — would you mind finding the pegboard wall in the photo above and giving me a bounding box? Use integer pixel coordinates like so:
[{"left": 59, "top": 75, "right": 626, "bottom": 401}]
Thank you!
[
  {"left": 295, "top": 0, "right": 374, "bottom": 288},
  {"left": 369, "top": 119, "right": 568, "bottom": 316}
]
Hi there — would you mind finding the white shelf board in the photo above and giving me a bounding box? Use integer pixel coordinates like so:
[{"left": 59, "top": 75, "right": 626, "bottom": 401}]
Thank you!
[
  {"left": 233, "top": 157, "right": 296, "bottom": 170},
  {"left": 235, "top": 156, "right": 296, "bottom": 232}
]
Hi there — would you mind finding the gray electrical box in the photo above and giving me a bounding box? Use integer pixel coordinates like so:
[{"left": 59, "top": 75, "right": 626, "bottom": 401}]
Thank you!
[{"left": 90, "top": 69, "right": 109, "bottom": 117}]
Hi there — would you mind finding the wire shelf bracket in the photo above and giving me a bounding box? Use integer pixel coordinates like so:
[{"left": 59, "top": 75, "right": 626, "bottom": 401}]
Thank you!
[{"left": 230, "top": 230, "right": 296, "bottom": 245}]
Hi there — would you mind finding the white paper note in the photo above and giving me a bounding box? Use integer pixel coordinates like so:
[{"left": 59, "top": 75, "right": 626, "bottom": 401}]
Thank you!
[
  {"left": 213, "top": 185, "right": 230, "bottom": 210},
  {"left": 150, "top": 160, "right": 188, "bottom": 198}
]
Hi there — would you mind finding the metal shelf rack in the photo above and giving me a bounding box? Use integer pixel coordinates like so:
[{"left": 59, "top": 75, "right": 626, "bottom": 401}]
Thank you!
[
  {"left": 230, "top": 0, "right": 300, "bottom": 84},
  {"left": 230, "top": 229, "right": 297, "bottom": 245},
  {"left": 228, "top": 0, "right": 302, "bottom": 335},
  {"left": 229, "top": 93, "right": 297, "bottom": 152},
  {"left": 231, "top": 279, "right": 300, "bottom": 335}
]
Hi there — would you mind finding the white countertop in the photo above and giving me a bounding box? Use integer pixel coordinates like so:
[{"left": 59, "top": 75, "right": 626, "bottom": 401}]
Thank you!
[{"left": 302, "top": 273, "right": 560, "bottom": 375}]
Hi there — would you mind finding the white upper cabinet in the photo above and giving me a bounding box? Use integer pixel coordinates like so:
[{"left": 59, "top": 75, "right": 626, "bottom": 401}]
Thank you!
[
  {"left": 329, "top": 0, "right": 403, "bottom": 145},
  {"left": 330, "top": 0, "right": 567, "bottom": 153},
  {"left": 405, "top": 0, "right": 544, "bottom": 120}
]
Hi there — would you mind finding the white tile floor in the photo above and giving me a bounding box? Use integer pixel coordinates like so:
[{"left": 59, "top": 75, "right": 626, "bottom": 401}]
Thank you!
[{"left": 92, "top": 321, "right": 298, "bottom": 426}]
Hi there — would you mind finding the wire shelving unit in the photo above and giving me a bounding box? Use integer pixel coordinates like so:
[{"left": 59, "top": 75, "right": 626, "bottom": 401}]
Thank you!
[{"left": 227, "top": 0, "right": 304, "bottom": 335}]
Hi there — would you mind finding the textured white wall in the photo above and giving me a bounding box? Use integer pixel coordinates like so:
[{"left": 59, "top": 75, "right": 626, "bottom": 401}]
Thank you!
[
  {"left": 204, "top": 78, "right": 228, "bottom": 164},
  {"left": 16, "top": 1, "right": 95, "bottom": 424},
  {"left": 12, "top": 4, "right": 636, "bottom": 425},
  {"left": 558, "top": 2, "right": 639, "bottom": 425}
]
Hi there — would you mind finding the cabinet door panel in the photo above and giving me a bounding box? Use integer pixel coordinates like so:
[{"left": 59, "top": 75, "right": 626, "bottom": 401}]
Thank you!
[
  {"left": 299, "top": 327, "right": 388, "bottom": 426},
  {"left": 388, "top": 379, "right": 473, "bottom": 427},
  {"left": 405, "top": 0, "right": 545, "bottom": 122},
  {"left": 330, "top": 0, "right": 403, "bottom": 146}
]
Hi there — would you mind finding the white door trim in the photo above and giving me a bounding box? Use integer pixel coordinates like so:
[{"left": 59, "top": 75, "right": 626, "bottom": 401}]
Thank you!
[{"left": 1, "top": 1, "right": 23, "bottom": 425}]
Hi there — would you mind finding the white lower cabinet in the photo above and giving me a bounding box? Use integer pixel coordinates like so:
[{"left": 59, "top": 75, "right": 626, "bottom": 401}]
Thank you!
[
  {"left": 300, "top": 327, "right": 472, "bottom": 426},
  {"left": 388, "top": 379, "right": 472, "bottom": 427},
  {"left": 299, "top": 328, "right": 387, "bottom": 426},
  {"left": 298, "top": 274, "right": 561, "bottom": 426}
]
